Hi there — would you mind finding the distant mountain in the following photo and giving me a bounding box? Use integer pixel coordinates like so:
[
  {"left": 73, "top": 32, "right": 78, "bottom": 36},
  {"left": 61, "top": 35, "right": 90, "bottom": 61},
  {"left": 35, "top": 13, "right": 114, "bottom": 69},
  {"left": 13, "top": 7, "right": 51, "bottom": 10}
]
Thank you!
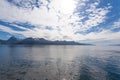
[
  {"left": 0, "top": 36, "right": 93, "bottom": 45},
  {"left": 18, "top": 37, "right": 49, "bottom": 44},
  {"left": 7, "top": 36, "right": 20, "bottom": 43},
  {"left": 110, "top": 44, "right": 120, "bottom": 46},
  {"left": 0, "top": 39, "right": 5, "bottom": 44},
  {"left": 18, "top": 37, "right": 92, "bottom": 45}
]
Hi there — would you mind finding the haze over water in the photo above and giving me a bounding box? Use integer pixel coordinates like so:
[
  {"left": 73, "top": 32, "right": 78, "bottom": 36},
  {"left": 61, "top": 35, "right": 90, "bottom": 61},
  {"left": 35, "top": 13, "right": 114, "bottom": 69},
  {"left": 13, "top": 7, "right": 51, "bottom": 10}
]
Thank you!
[{"left": 0, "top": 45, "right": 120, "bottom": 80}]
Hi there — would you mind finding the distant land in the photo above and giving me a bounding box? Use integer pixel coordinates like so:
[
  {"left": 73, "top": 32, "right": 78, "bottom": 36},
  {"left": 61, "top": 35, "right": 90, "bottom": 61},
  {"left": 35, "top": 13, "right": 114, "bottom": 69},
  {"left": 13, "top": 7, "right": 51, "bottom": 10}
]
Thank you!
[
  {"left": 0, "top": 36, "right": 93, "bottom": 45},
  {"left": 110, "top": 44, "right": 120, "bottom": 46}
]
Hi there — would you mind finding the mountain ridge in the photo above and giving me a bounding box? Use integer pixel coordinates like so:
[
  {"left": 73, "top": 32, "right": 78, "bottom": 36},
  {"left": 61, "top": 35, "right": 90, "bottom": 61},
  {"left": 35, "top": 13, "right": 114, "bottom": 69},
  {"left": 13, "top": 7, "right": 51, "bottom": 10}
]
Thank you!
[{"left": 0, "top": 36, "right": 93, "bottom": 45}]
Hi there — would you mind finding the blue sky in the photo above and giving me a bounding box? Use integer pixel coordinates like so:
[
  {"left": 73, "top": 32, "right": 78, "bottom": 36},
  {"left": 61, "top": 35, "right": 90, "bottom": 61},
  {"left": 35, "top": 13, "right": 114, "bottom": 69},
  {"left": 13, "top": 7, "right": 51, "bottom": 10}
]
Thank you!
[{"left": 0, "top": 0, "right": 120, "bottom": 44}]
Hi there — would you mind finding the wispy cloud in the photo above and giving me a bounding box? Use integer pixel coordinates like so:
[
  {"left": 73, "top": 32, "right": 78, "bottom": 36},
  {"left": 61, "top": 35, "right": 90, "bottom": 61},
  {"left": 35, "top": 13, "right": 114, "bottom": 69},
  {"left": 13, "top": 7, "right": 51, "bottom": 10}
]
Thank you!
[{"left": 112, "top": 19, "right": 120, "bottom": 29}]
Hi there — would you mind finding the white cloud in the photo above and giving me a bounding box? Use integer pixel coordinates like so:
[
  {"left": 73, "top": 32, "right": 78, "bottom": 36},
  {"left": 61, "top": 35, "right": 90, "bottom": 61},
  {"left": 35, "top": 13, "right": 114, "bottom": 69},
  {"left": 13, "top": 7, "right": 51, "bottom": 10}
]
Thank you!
[
  {"left": 0, "top": 0, "right": 116, "bottom": 44},
  {"left": 112, "top": 19, "right": 120, "bottom": 28}
]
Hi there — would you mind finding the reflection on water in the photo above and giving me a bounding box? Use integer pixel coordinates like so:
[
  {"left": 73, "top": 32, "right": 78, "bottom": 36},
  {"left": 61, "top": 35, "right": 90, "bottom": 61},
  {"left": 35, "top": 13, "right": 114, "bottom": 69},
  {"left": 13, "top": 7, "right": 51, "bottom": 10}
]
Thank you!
[{"left": 0, "top": 45, "right": 120, "bottom": 80}]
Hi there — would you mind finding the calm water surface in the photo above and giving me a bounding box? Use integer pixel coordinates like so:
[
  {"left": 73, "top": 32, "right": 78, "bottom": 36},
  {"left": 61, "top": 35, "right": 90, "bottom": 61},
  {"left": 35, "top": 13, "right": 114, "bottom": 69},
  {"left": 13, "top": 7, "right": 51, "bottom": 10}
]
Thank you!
[{"left": 0, "top": 45, "right": 120, "bottom": 80}]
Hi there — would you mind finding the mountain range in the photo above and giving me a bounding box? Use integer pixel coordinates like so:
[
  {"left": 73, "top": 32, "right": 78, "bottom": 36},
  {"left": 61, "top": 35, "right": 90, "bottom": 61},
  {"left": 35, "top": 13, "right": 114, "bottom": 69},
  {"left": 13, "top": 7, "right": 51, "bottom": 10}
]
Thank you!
[{"left": 0, "top": 36, "right": 92, "bottom": 45}]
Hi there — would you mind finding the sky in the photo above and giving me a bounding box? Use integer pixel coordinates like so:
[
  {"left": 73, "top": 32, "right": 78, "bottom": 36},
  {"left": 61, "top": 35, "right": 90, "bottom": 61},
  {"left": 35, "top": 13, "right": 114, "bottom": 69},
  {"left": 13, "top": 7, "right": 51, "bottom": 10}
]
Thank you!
[{"left": 0, "top": 0, "right": 120, "bottom": 45}]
